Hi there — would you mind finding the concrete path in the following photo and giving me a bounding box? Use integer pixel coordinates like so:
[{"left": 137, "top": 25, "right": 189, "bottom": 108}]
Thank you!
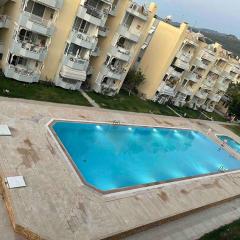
[
  {"left": 123, "top": 197, "right": 240, "bottom": 240},
  {"left": 80, "top": 90, "right": 100, "bottom": 107}
]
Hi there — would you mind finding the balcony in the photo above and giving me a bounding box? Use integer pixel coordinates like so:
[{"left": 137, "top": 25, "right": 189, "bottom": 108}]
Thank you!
[
  {"left": 19, "top": 12, "right": 55, "bottom": 36},
  {"left": 98, "top": 26, "right": 109, "bottom": 37},
  {"left": 211, "top": 66, "right": 221, "bottom": 75},
  {"left": 91, "top": 47, "right": 100, "bottom": 57},
  {"left": 195, "top": 90, "right": 208, "bottom": 99},
  {"left": 78, "top": 4, "right": 108, "bottom": 27},
  {"left": 176, "top": 51, "right": 192, "bottom": 63},
  {"left": 35, "top": 0, "right": 63, "bottom": 9},
  {"left": 230, "top": 65, "right": 240, "bottom": 75},
  {"left": 221, "top": 70, "right": 232, "bottom": 79},
  {"left": 158, "top": 82, "right": 175, "bottom": 97},
  {"left": 102, "top": 65, "right": 126, "bottom": 81},
  {"left": 179, "top": 86, "right": 194, "bottom": 96},
  {"left": 216, "top": 80, "right": 229, "bottom": 92},
  {"left": 185, "top": 72, "right": 202, "bottom": 83},
  {"left": 118, "top": 24, "right": 140, "bottom": 43},
  {"left": 11, "top": 40, "right": 47, "bottom": 61},
  {"left": 110, "top": 45, "right": 131, "bottom": 62},
  {"left": 4, "top": 64, "right": 40, "bottom": 83},
  {"left": 0, "top": 15, "right": 10, "bottom": 28},
  {"left": 173, "top": 58, "right": 189, "bottom": 71},
  {"left": 62, "top": 54, "right": 89, "bottom": 71},
  {"left": 208, "top": 93, "right": 222, "bottom": 102},
  {"left": 127, "top": 2, "right": 148, "bottom": 21},
  {"left": 202, "top": 78, "right": 216, "bottom": 90},
  {"left": 59, "top": 65, "right": 87, "bottom": 83},
  {"left": 109, "top": 3, "right": 118, "bottom": 16},
  {"left": 194, "top": 58, "right": 208, "bottom": 70},
  {"left": 200, "top": 49, "right": 216, "bottom": 62},
  {"left": 202, "top": 103, "right": 215, "bottom": 113},
  {"left": 167, "top": 66, "right": 182, "bottom": 78},
  {"left": 70, "top": 31, "right": 97, "bottom": 50}
]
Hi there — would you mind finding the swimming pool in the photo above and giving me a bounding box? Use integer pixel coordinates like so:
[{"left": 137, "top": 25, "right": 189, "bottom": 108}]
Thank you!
[
  {"left": 217, "top": 135, "right": 240, "bottom": 154},
  {"left": 52, "top": 121, "right": 240, "bottom": 192}
]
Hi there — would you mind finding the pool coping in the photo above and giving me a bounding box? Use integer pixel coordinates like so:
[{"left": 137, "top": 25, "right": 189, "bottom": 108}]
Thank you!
[{"left": 47, "top": 118, "right": 240, "bottom": 196}]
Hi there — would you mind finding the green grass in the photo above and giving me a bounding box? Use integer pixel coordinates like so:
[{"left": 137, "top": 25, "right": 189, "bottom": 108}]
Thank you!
[
  {"left": 224, "top": 125, "right": 240, "bottom": 137},
  {"left": 170, "top": 106, "right": 208, "bottom": 120},
  {"left": 204, "top": 111, "right": 227, "bottom": 122},
  {"left": 200, "top": 218, "right": 240, "bottom": 240},
  {"left": 88, "top": 90, "right": 177, "bottom": 116},
  {"left": 170, "top": 106, "right": 227, "bottom": 122},
  {"left": 0, "top": 76, "right": 91, "bottom": 106}
]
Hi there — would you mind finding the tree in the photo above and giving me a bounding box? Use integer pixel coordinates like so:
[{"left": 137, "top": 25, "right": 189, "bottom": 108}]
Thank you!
[
  {"left": 227, "top": 82, "right": 240, "bottom": 118},
  {"left": 124, "top": 69, "right": 145, "bottom": 95}
]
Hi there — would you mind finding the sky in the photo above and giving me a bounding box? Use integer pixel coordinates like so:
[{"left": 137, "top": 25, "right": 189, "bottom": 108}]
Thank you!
[{"left": 138, "top": 0, "right": 240, "bottom": 37}]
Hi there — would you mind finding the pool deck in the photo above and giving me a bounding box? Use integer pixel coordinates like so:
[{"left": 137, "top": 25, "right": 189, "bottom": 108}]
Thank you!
[{"left": 0, "top": 97, "right": 240, "bottom": 240}]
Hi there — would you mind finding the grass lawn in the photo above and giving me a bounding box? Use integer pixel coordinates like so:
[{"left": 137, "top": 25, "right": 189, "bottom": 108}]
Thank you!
[
  {"left": 199, "top": 218, "right": 240, "bottom": 240},
  {"left": 88, "top": 90, "right": 177, "bottom": 116},
  {"left": 224, "top": 124, "right": 240, "bottom": 137},
  {"left": 0, "top": 76, "right": 91, "bottom": 106},
  {"left": 170, "top": 106, "right": 227, "bottom": 122},
  {"left": 205, "top": 111, "right": 227, "bottom": 122}
]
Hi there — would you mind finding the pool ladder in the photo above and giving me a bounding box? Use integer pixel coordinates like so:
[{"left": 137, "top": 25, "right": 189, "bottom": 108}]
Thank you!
[{"left": 112, "top": 120, "right": 121, "bottom": 125}]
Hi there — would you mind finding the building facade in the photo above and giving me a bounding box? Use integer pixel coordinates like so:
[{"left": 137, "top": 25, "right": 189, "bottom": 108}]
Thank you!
[
  {"left": 136, "top": 19, "right": 240, "bottom": 112},
  {"left": 0, "top": 0, "right": 156, "bottom": 93}
]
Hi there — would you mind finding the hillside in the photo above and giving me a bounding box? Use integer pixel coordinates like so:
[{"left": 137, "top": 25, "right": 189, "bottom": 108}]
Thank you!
[
  {"left": 169, "top": 20, "right": 240, "bottom": 57},
  {"left": 192, "top": 27, "right": 240, "bottom": 57}
]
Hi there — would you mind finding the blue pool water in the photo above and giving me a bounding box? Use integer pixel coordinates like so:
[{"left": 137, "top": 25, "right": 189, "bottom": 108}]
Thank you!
[
  {"left": 218, "top": 135, "right": 240, "bottom": 154},
  {"left": 52, "top": 122, "right": 240, "bottom": 191}
]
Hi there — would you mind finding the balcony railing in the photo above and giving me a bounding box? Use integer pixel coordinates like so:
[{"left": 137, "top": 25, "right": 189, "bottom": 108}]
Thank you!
[
  {"left": 185, "top": 72, "right": 202, "bottom": 82},
  {"left": 173, "top": 58, "right": 189, "bottom": 71},
  {"left": 200, "top": 49, "right": 216, "bottom": 62},
  {"left": 179, "top": 86, "right": 194, "bottom": 96},
  {"left": 110, "top": 45, "right": 131, "bottom": 62},
  {"left": 98, "top": 26, "right": 109, "bottom": 37},
  {"left": 84, "top": 3, "right": 109, "bottom": 19},
  {"left": 118, "top": 24, "right": 140, "bottom": 43},
  {"left": 103, "top": 64, "right": 126, "bottom": 80},
  {"left": 4, "top": 64, "right": 41, "bottom": 83},
  {"left": 20, "top": 12, "right": 55, "bottom": 36},
  {"left": 176, "top": 51, "right": 192, "bottom": 63},
  {"left": 195, "top": 90, "right": 208, "bottom": 100},
  {"left": 63, "top": 54, "right": 89, "bottom": 71},
  {"left": 167, "top": 66, "right": 182, "bottom": 78},
  {"left": 70, "top": 30, "right": 97, "bottom": 50},
  {"left": 11, "top": 39, "right": 47, "bottom": 61},
  {"left": 194, "top": 58, "right": 208, "bottom": 70},
  {"left": 127, "top": 2, "right": 148, "bottom": 21},
  {"left": 208, "top": 93, "right": 222, "bottom": 102},
  {"left": 158, "top": 82, "right": 176, "bottom": 97}
]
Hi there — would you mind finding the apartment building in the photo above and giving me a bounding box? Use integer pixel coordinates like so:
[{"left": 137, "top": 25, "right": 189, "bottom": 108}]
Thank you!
[
  {"left": 88, "top": 1, "right": 157, "bottom": 96},
  {"left": 0, "top": 0, "right": 156, "bottom": 92},
  {"left": 136, "top": 19, "right": 240, "bottom": 112}
]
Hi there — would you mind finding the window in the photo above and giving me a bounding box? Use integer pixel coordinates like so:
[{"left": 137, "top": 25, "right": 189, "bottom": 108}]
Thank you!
[
  {"left": 73, "top": 18, "right": 90, "bottom": 33},
  {"left": 25, "top": 0, "right": 45, "bottom": 18}
]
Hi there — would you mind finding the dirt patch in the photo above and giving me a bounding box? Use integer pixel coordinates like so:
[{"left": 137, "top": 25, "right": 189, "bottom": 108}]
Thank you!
[
  {"left": 158, "top": 191, "right": 169, "bottom": 202},
  {"left": 17, "top": 138, "right": 40, "bottom": 169}
]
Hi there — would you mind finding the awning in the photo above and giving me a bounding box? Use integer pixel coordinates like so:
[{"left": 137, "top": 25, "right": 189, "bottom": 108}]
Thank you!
[{"left": 60, "top": 65, "right": 86, "bottom": 81}]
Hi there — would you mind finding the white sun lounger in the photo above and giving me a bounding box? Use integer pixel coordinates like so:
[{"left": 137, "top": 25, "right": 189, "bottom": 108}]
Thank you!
[
  {"left": 5, "top": 176, "right": 26, "bottom": 189},
  {"left": 0, "top": 125, "right": 11, "bottom": 136}
]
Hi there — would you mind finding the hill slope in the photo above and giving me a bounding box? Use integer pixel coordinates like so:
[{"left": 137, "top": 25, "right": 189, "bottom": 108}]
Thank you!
[{"left": 193, "top": 28, "right": 240, "bottom": 57}]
